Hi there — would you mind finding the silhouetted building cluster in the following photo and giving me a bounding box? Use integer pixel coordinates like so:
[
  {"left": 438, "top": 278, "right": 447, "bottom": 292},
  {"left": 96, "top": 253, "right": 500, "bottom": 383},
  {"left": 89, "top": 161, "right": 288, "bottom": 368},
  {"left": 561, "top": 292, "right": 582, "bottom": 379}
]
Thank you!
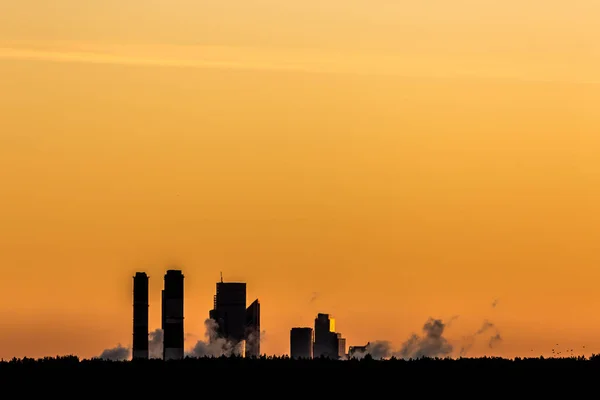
[
  {"left": 290, "top": 313, "right": 346, "bottom": 359},
  {"left": 131, "top": 270, "right": 261, "bottom": 361},
  {"left": 132, "top": 270, "right": 353, "bottom": 361},
  {"left": 209, "top": 275, "right": 261, "bottom": 358}
]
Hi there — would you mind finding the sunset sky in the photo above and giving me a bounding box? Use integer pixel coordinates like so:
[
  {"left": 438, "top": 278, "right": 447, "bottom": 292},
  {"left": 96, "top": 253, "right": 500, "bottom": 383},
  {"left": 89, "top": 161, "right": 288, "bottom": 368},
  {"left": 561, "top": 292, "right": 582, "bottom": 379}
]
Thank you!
[{"left": 1, "top": 1, "right": 600, "bottom": 360}]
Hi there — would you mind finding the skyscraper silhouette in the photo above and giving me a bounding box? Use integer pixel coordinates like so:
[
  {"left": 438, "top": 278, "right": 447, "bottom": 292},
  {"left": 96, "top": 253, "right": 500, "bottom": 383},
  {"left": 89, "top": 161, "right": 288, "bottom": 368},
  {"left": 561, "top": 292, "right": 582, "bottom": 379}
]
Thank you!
[
  {"left": 132, "top": 272, "right": 149, "bottom": 360},
  {"left": 245, "top": 299, "right": 261, "bottom": 358},
  {"left": 314, "top": 313, "right": 344, "bottom": 359},
  {"left": 209, "top": 280, "right": 247, "bottom": 345},
  {"left": 209, "top": 276, "right": 261, "bottom": 356},
  {"left": 162, "top": 270, "right": 184, "bottom": 360}
]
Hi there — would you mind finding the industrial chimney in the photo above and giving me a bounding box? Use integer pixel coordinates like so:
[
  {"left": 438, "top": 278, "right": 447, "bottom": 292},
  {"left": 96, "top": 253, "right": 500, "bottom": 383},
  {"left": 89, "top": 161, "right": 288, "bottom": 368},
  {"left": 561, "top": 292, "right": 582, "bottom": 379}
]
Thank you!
[
  {"left": 132, "top": 272, "right": 149, "bottom": 360},
  {"left": 162, "top": 269, "right": 184, "bottom": 360}
]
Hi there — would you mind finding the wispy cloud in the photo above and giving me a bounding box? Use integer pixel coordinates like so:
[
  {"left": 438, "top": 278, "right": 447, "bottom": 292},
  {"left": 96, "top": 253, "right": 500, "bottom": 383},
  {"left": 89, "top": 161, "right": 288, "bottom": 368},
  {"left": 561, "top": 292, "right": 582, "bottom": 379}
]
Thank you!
[
  {"left": 0, "top": 45, "right": 298, "bottom": 72},
  {"left": 1, "top": 40, "right": 596, "bottom": 84}
]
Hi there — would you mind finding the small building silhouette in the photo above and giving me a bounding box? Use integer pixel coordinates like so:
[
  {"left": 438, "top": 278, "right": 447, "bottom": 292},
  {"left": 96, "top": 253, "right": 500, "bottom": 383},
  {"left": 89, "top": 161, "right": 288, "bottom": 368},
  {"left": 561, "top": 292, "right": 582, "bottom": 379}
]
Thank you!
[{"left": 290, "top": 327, "right": 313, "bottom": 359}]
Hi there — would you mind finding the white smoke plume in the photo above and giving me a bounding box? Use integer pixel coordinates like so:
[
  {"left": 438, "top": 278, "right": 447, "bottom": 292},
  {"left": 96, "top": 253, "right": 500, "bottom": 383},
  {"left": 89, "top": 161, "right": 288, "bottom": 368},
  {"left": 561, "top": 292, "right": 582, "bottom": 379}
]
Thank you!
[
  {"left": 149, "top": 328, "right": 163, "bottom": 359},
  {"left": 186, "top": 319, "right": 243, "bottom": 358},
  {"left": 349, "top": 318, "right": 454, "bottom": 360},
  {"left": 350, "top": 341, "right": 394, "bottom": 360},
  {"left": 97, "top": 328, "right": 162, "bottom": 361},
  {"left": 97, "top": 344, "right": 130, "bottom": 361},
  {"left": 397, "top": 318, "right": 454, "bottom": 359},
  {"left": 245, "top": 328, "right": 265, "bottom": 358}
]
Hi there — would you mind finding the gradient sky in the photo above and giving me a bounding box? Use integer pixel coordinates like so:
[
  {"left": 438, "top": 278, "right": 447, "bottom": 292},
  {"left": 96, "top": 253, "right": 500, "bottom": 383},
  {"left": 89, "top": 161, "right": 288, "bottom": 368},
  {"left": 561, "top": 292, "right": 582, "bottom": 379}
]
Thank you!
[{"left": 1, "top": 0, "right": 600, "bottom": 360}]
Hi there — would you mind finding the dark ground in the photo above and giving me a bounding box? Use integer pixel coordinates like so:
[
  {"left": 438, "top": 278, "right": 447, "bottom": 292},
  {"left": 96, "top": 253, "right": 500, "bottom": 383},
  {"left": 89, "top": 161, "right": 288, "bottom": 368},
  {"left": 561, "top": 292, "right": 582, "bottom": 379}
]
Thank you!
[{"left": 0, "top": 355, "right": 595, "bottom": 396}]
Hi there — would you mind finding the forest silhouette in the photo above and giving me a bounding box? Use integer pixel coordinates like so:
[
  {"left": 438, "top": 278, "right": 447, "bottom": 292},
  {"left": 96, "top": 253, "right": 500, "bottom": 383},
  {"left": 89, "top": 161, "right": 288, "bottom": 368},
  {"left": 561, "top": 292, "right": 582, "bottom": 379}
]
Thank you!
[{"left": 0, "top": 355, "right": 596, "bottom": 394}]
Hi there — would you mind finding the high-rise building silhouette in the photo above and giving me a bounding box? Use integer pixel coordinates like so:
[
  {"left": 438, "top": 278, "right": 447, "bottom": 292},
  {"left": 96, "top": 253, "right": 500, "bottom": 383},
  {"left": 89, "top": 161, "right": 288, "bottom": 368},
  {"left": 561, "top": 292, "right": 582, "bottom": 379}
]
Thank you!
[
  {"left": 162, "top": 269, "right": 184, "bottom": 360},
  {"left": 209, "top": 277, "right": 246, "bottom": 350},
  {"left": 209, "top": 275, "right": 261, "bottom": 356},
  {"left": 290, "top": 327, "right": 313, "bottom": 359},
  {"left": 132, "top": 272, "right": 149, "bottom": 360},
  {"left": 245, "top": 299, "right": 260, "bottom": 358},
  {"left": 314, "top": 313, "right": 345, "bottom": 359}
]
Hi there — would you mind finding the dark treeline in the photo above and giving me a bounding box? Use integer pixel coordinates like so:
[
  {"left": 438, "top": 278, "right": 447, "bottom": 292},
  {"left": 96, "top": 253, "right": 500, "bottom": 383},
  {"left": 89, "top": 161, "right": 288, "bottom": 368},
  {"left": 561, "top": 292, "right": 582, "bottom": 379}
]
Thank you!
[{"left": 0, "top": 355, "right": 595, "bottom": 395}]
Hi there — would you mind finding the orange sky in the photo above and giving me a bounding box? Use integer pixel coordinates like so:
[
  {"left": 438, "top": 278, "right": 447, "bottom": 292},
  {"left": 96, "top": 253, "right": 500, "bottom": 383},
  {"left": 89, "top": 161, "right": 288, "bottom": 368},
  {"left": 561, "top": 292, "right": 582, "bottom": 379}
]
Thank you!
[{"left": 1, "top": 1, "right": 600, "bottom": 360}]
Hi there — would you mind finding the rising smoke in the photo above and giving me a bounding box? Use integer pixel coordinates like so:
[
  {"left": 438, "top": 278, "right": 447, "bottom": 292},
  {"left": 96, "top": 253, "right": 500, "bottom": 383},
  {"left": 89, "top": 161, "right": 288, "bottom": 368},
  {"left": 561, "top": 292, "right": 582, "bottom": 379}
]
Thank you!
[
  {"left": 97, "top": 328, "right": 163, "bottom": 361},
  {"left": 398, "top": 318, "right": 454, "bottom": 359},
  {"left": 98, "top": 344, "right": 130, "bottom": 361},
  {"left": 350, "top": 318, "right": 454, "bottom": 360},
  {"left": 477, "top": 320, "right": 495, "bottom": 335},
  {"left": 149, "top": 328, "right": 163, "bottom": 359},
  {"left": 489, "top": 333, "right": 502, "bottom": 348},
  {"left": 186, "top": 319, "right": 237, "bottom": 358},
  {"left": 460, "top": 320, "right": 503, "bottom": 356},
  {"left": 186, "top": 319, "right": 265, "bottom": 358},
  {"left": 350, "top": 340, "right": 394, "bottom": 360},
  {"left": 97, "top": 320, "right": 264, "bottom": 361}
]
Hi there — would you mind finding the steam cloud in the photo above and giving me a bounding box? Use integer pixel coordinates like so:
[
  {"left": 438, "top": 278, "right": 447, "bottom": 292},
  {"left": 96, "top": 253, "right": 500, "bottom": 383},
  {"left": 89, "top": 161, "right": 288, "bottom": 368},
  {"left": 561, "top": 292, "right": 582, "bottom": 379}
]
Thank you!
[
  {"left": 460, "top": 320, "right": 503, "bottom": 356},
  {"left": 97, "top": 328, "right": 163, "bottom": 361},
  {"left": 186, "top": 319, "right": 264, "bottom": 358},
  {"left": 149, "top": 329, "right": 163, "bottom": 359},
  {"left": 186, "top": 319, "right": 238, "bottom": 358},
  {"left": 476, "top": 320, "right": 495, "bottom": 335},
  {"left": 350, "top": 318, "right": 454, "bottom": 360},
  {"left": 97, "top": 320, "right": 264, "bottom": 361},
  {"left": 98, "top": 344, "right": 130, "bottom": 361}
]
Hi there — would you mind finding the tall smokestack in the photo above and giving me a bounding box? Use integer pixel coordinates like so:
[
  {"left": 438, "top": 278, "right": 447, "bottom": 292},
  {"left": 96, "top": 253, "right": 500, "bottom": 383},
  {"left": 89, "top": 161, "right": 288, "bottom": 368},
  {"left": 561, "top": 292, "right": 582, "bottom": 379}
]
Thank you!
[
  {"left": 132, "top": 272, "right": 149, "bottom": 360},
  {"left": 162, "top": 270, "right": 184, "bottom": 360}
]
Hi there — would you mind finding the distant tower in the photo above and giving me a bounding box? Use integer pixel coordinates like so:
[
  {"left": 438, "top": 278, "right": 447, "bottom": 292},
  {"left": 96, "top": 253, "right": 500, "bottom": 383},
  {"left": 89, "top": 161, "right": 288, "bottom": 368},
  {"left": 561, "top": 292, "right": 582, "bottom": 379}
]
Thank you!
[
  {"left": 209, "top": 280, "right": 247, "bottom": 346},
  {"left": 162, "top": 270, "right": 184, "bottom": 360},
  {"left": 290, "top": 327, "right": 313, "bottom": 359},
  {"left": 132, "top": 272, "right": 149, "bottom": 360},
  {"left": 314, "top": 313, "right": 342, "bottom": 359},
  {"left": 245, "top": 299, "right": 261, "bottom": 358}
]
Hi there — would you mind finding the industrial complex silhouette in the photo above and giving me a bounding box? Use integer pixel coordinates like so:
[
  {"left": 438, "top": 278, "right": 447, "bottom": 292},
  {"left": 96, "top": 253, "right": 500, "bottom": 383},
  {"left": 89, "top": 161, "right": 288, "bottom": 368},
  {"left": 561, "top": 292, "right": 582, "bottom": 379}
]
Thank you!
[
  {"left": 132, "top": 269, "right": 356, "bottom": 360},
  {"left": 133, "top": 270, "right": 262, "bottom": 360}
]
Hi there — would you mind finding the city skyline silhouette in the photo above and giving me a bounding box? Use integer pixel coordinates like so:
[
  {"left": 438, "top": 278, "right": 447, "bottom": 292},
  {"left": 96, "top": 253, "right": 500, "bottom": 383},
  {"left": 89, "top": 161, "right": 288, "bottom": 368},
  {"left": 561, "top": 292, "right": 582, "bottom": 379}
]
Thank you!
[{"left": 88, "top": 269, "right": 588, "bottom": 363}]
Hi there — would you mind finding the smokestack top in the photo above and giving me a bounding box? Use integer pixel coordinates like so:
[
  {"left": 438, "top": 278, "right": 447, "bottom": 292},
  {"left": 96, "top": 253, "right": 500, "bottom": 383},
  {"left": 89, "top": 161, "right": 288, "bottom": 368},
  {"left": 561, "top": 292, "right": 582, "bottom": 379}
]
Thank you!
[
  {"left": 134, "top": 272, "right": 148, "bottom": 278},
  {"left": 165, "top": 269, "right": 184, "bottom": 276}
]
